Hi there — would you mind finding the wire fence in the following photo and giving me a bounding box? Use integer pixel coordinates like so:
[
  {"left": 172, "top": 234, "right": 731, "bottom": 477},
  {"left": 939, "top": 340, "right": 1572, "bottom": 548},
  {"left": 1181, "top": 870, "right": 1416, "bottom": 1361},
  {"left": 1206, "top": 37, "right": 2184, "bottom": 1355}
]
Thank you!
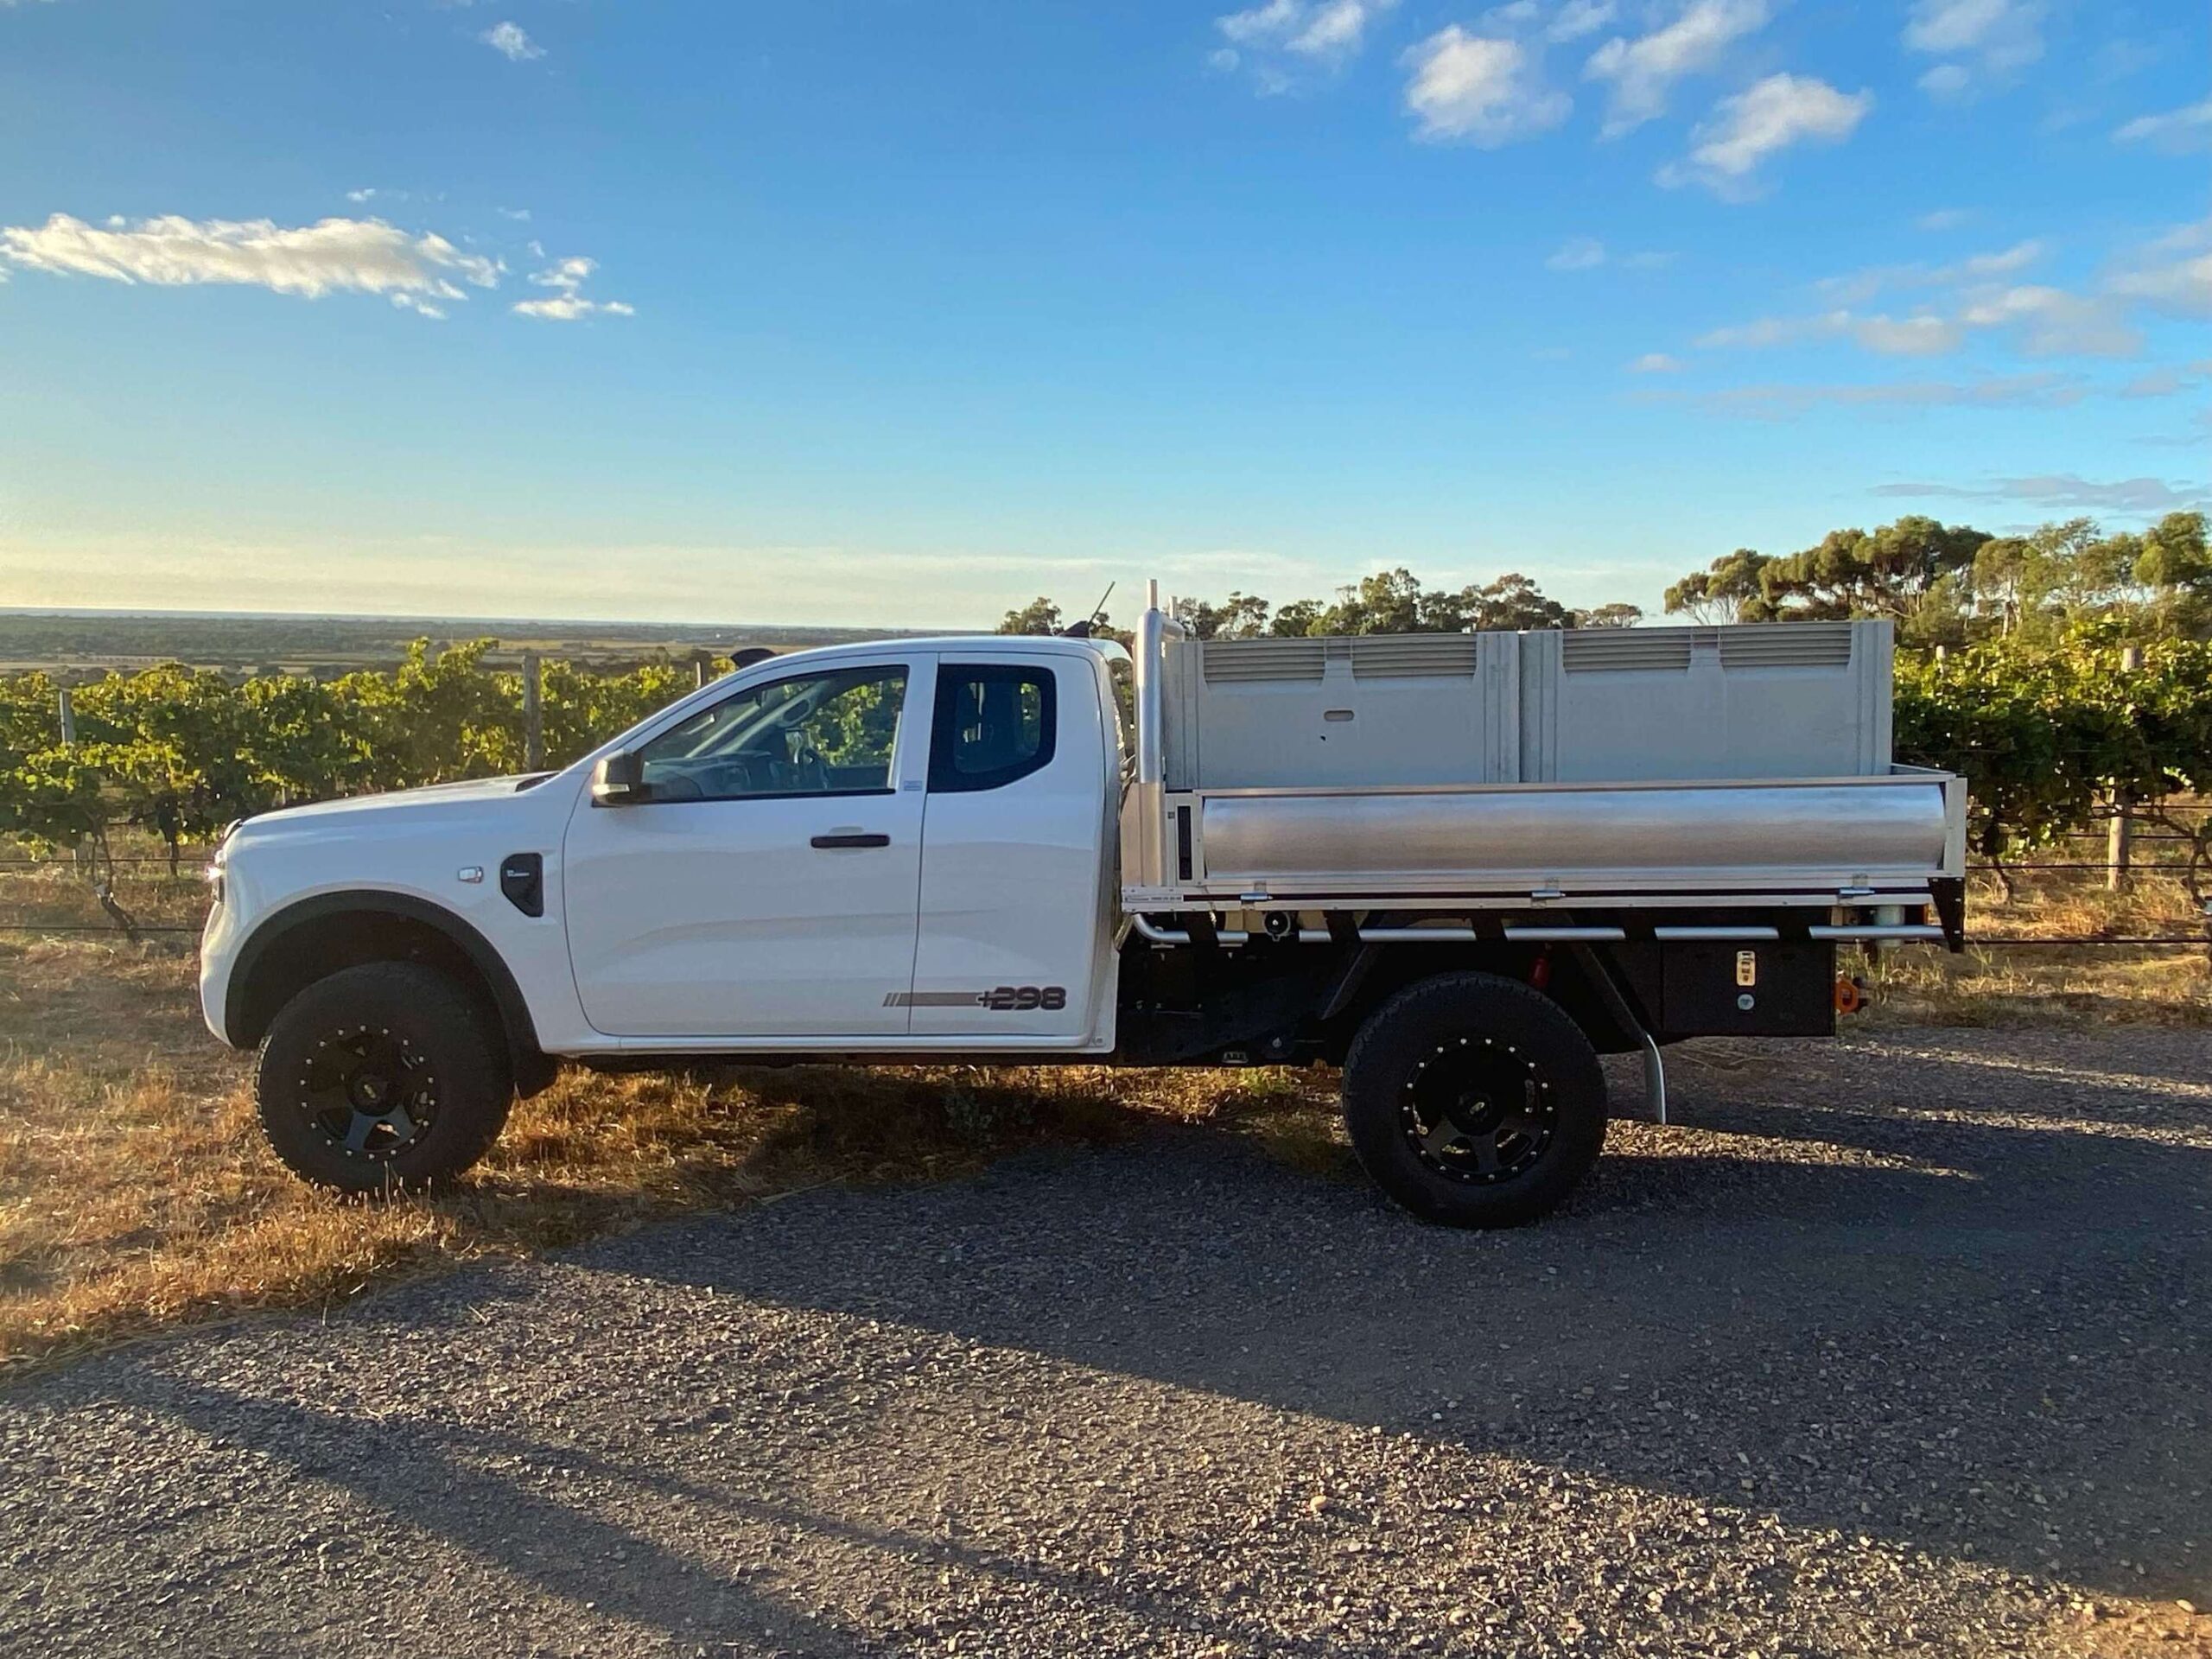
[{"left": 0, "top": 923, "right": 203, "bottom": 935}]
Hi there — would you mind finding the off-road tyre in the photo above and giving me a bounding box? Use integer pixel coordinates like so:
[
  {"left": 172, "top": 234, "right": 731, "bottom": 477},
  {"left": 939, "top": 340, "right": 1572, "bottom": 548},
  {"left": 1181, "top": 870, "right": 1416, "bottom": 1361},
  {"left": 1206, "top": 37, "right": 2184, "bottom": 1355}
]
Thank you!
[
  {"left": 1342, "top": 971, "right": 1607, "bottom": 1228},
  {"left": 255, "top": 961, "right": 514, "bottom": 1193}
]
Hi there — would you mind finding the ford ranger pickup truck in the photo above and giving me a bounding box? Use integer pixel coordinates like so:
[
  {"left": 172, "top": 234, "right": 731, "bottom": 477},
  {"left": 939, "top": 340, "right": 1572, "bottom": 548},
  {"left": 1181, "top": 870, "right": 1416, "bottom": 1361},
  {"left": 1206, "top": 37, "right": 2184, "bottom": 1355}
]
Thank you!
[{"left": 201, "top": 584, "right": 1966, "bottom": 1226}]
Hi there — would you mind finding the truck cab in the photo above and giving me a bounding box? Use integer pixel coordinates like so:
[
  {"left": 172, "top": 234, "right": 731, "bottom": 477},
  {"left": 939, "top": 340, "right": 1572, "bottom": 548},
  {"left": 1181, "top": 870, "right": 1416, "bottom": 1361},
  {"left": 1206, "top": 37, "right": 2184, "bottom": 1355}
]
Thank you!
[
  {"left": 561, "top": 638, "right": 1125, "bottom": 1051},
  {"left": 202, "top": 635, "right": 1131, "bottom": 1061}
]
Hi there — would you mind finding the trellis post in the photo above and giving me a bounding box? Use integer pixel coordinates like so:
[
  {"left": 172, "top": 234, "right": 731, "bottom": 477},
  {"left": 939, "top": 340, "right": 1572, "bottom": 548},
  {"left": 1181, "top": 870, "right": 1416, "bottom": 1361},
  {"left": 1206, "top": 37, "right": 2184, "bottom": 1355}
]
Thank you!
[
  {"left": 521, "top": 652, "right": 545, "bottom": 771},
  {"left": 2107, "top": 645, "right": 2143, "bottom": 891}
]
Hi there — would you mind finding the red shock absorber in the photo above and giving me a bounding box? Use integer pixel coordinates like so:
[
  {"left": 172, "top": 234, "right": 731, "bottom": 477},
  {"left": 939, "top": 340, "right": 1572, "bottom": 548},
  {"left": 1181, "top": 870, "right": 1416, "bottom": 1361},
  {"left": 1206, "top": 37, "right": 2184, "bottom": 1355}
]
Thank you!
[{"left": 1529, "top": 948, "right": 1553, "bottom": 991}]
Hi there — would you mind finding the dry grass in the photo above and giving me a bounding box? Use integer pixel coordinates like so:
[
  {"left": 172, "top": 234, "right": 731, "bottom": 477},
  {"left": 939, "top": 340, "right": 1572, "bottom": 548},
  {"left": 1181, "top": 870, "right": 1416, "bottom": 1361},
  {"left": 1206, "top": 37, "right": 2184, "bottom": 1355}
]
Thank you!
[
  {"left": 0, "top": 936, "right": 1349, "bottom": 1372},
  {"left": 0, "top": 860, "right": 210, "bottom": 933},
  {"left": 0, "top": 864, "right": 2204, "bottom": 1372},
  {"left": 1865, "top": 870, "right": 2211, "bottom": 1029}
]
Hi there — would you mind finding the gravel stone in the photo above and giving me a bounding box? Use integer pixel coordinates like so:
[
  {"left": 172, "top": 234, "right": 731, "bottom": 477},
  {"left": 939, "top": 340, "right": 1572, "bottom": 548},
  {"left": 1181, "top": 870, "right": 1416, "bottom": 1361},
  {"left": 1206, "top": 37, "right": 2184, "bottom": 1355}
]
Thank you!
[{"left": 2, "top": 1027, "right": 2208, "bottom": 1656}]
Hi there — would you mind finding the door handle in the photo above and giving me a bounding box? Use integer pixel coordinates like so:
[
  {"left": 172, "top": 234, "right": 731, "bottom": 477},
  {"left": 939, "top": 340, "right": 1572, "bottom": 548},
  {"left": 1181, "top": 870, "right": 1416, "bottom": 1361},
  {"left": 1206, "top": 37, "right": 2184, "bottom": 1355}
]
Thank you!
[{"left": 810, "top": 832, "right": 891, "bottom": 849}]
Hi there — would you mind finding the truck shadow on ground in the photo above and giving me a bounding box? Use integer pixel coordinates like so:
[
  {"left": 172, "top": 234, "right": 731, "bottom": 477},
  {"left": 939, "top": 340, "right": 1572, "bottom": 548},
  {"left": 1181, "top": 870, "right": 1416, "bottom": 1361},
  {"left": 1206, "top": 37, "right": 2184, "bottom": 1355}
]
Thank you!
[
  {"left": 77, "top": 1371, "right": 1306, "bottom": 1656},
  {"left": 620, "top": 1039, "right": 2212, "bottom": 1599}
]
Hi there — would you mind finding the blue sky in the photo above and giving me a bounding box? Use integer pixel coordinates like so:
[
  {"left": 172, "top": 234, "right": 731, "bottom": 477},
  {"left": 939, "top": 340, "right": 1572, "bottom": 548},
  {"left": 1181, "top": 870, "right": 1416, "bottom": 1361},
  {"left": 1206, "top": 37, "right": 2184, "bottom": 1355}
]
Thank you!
[{"left": 0, "top": 0, "right": 2204, "bottom": 628}]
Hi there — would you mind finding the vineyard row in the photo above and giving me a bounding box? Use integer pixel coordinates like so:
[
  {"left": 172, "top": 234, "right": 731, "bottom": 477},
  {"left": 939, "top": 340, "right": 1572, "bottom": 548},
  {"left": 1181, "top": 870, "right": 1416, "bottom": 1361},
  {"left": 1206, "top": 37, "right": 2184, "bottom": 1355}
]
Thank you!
[{"left": 0, "top": 631, "right": 2206, "bottom": 896}]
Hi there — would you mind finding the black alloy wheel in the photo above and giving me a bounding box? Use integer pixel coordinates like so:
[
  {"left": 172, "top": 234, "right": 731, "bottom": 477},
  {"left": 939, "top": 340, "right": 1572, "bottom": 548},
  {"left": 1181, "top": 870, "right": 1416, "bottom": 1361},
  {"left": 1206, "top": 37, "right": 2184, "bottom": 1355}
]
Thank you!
[
  {"left": 256, "top": 961, "right": 515, "bottom": 1192},
  {"left": 1342, "top": 971, "right": 1608, "bottom": 1228},
  {"left": 1399, "top": 1033, "right": 1557, "bottom": 1185},
  {"left": 294, "top": 1024, "right": 442, "bottom": 1162}
]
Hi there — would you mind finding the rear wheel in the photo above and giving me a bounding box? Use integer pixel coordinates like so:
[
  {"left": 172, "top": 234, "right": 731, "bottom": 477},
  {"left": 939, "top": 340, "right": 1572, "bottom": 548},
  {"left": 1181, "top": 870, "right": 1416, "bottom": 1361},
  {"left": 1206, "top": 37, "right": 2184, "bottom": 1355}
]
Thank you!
[
  {"left": 255, "top": 962, "right": 513, "bottom": 1192},
  {"left": 1342, "top": 971, "right": 1606, "bottom": 1227}
]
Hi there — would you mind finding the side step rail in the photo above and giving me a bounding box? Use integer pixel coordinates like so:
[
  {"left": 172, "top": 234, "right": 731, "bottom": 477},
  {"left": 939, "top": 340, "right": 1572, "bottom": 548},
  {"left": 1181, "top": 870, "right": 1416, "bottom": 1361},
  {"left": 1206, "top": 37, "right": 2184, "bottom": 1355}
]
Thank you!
[{"left": 1127, "top": 916, "right": 1944, "bottom": 948}]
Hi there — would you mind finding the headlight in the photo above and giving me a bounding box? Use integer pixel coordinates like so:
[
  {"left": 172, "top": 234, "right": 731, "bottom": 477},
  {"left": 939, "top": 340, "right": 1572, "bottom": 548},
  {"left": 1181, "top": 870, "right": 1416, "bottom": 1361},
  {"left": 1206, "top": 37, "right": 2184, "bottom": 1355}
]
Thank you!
[{"left": 204, "top": 861, "right": 226, "bottom": 906}]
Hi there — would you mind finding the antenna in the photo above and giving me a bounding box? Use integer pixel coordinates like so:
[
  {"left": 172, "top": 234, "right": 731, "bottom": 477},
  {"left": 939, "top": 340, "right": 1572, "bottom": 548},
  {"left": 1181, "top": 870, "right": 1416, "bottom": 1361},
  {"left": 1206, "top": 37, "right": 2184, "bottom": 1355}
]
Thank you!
[{"left": 1057, "top": 581, "right": 1116, "bottom": 639}]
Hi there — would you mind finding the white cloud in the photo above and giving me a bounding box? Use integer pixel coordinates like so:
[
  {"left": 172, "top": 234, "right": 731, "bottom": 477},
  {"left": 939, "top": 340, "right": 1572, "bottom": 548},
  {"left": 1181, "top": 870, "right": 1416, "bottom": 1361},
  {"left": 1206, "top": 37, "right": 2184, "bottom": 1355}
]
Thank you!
[
  {"left": 1694, "top": 314, "right": 1821, "bottom": 349},
  {"left": 1546, "top": 0, "right": 1618, "bottom": 43},
  {"left": 2093, "top": 36, "right": 2159, "bottom": 82},
  {"left": 0, "top": 530, "right": 1410, "bottom": 633},
  {"left": 2118, "top": 368, "right": 2186, "bottom": 399},
  {"left": 1548, "top": 242, "right": 1673, "bottom": 273},
  {"left": 1956, "top": 284, "right": 2140, "bottom": 356},
  {"left": 498, "top": 207, "right": 533, "bottom": 222},
  {"left": 1694, "top": 219, "right": 2212, "bottom": 371},
  {"left": 512, "top": 294, "right": 634, "bottom": 321},
  {"left": 1694, "top": 308, "right": 1963, "bottom": 356},
  {"left": 341, "top": 187, "right": 442, "bottom": 209},
  {"left": 1693, "top": 312, "right": 1798, "bottom": 352},
  {"left": 1947, "top": 238, "right": 2044, "bottom": 280},
  {"left": 2141, "top": 405, "right": 2212, "bottom": 448},
  {"left": 531, "top": 255, "right": 597, "bottom": 291},
  {"left": 0, "top": 213, "right": 500, "bottom": 309},
  {"left": 1583, "top": 0, "right": 1768, "bottom": 137},
  {"left": 1916, "top": 64, "right": 1971, "bottom": 99},
  {"left": 1656, "top": 73, "right": 1872, "bottom": 198},
  {"left": 512, "top": 253, "right": 634, "bottom": 321},
  {"left": 1629, "top": 352, "right": 1683, "bottom": 372},
  {"left": 1688, "top": 372, "right": 2088, "bottom": 417},
  {"left": 480, "top": 21, "right": 543, "bottom": 62},
  {"left": 1215, "top": 0, "right": 1397, "bottom": 83},
  {"left": 1546, "top": 235, "right": 1605, "bottom": 270},
  {"left": 2114, "top": 97, "right": 2212, "bottom": 156},
  {"left": 1915, "top": 207, "right": 1972, "bottom": 232},
  {"left": 1810, "top": 239, "right": 2044, "bottom": 305},
  {"left": 1869, "top": 474, "right": 2207, "bottom": 512},
  {"left": 1903, "top": 0, "right": 2042, "bottom": 96},
  {"left": 2106, "top": 217, "right": 2212, "bottom": 318},
  {"left": 1288, "top": 0, "right": 1395, "bottom": 60},
  {"left": 1851, "top": 314, "right": 1965, "bottom": 356},
  {"left": 1902, "top": 0, "right": 2038, "bottom": 60},
  {"left": 1472, "top": 0, "right": 1618, "bottom": 41},
  {"left": 1402, "top": 27, "right": 1570, "bottom": 144}
]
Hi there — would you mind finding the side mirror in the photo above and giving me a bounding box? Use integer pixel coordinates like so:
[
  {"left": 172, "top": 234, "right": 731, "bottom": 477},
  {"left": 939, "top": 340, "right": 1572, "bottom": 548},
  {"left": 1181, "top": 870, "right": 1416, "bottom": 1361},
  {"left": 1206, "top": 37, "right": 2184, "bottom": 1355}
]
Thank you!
[{"left": 590, "top": 750, "right": 651, "bottom": 806}]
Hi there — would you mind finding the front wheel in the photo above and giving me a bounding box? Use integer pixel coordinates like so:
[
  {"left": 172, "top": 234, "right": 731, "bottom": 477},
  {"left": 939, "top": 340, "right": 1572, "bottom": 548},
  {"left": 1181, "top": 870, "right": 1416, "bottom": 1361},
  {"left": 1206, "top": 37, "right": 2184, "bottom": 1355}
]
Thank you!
[
  {"left": 1341, "top": 971, "right": 1607, "bottom": 1228},
  {"left": 255, "top": 962, "right": 514, "bottom": 1192}
]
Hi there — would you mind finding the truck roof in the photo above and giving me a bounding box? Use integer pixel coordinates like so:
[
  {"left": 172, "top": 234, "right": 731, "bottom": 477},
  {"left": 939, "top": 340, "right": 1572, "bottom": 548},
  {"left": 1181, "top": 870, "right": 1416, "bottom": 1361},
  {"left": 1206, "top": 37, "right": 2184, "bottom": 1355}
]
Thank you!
[{"left": 749, "top": 632, "right": 1126, "bottom": 670}]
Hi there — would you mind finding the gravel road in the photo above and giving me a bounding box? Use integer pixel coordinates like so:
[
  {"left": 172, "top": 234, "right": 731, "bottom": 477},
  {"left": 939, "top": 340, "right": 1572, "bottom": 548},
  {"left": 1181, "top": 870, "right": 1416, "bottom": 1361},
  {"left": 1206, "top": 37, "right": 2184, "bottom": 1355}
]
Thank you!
[{"left": 3, "top": 1027, "right": 2209, "bottom": 1658}]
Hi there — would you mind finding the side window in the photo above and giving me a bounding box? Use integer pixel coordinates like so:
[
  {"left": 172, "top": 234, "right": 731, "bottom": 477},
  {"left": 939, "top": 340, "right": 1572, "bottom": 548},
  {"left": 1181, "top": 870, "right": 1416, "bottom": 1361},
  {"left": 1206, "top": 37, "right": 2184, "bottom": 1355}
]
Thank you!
[
  {"left": 636, "top": 664, "right": 907, "bottom": 803},
  {"left": 929, "top": 664, "right": 1056, "bottom": 794}
]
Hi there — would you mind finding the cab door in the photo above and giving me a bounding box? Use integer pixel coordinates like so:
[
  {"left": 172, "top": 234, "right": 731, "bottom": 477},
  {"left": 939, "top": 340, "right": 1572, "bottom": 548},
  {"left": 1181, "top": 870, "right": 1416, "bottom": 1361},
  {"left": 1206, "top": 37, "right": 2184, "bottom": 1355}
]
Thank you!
[
  {"left": 563, "top": 658, "right": 929, "bottom": 1039},
  {"left": 908, "top": 655, "right": 1111, "bottom": 1039}
]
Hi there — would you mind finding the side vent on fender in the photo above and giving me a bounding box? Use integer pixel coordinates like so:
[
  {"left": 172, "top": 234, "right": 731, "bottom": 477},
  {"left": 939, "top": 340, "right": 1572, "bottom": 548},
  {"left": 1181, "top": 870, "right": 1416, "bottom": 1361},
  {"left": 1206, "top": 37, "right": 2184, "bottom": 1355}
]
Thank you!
[{"left": 499, "top": 853, "right": 544, "bottom": 918}]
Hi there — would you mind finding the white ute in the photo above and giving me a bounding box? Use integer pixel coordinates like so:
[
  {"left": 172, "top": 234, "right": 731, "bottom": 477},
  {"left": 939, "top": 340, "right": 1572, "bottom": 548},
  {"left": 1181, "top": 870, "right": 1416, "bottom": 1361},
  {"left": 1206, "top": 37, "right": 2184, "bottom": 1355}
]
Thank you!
[{"left": 202, "top": 584, "right": 1967, "bottom": 1226}]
